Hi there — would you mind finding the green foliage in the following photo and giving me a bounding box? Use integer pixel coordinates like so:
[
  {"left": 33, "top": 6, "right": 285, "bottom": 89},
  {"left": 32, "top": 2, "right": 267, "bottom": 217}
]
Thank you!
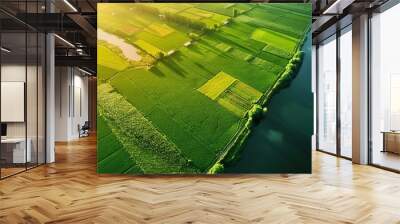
[
  {"left": 245, "top": 104, "right": 264, "bottom": 128},
  {"left": 249, "top": 104, "right": 263, "bottom": 120},
  {"left": 208, "top": 162, "right": 224, "bottom": 174},
  {"left": 163, "top": 11, "right": 207, "bottom": 31},
  {"left": 283, "top": 51, "right": 303, "bottom": 79},
  {"left": 272, "top": 50, "right": 304, "bottom": 96},
  {"left": 233, "top": 8, "right": 238, "bottom": 17}
]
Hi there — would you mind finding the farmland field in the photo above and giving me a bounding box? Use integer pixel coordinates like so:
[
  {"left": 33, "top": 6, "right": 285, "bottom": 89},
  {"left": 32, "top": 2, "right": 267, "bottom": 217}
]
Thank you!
[{"left": 97, "top": 3, "right": 311, "bottom": 174}]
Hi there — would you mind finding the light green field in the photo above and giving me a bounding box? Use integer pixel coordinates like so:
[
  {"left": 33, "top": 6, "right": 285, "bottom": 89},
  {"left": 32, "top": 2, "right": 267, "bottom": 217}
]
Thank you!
[
  {"left": 198, "top": 71, "right": 262, "bottom": 117},
  {"left": 97, "top": 3, "right": 311, "bottom": 174},
  {"left": 97, "top": 44, "right": 129, "bottom": 70},
  {"left": 134, "top": 39, "right": 163, "bottom": 57},
  {"left": 251, "top": 28, "right": 297, "bottom": 52},
  {"left": 198, "top": 71, "right": 236, "bottom": 100},
  {"left": 97, "top": 44, "right": 130, "bottom": 81}
]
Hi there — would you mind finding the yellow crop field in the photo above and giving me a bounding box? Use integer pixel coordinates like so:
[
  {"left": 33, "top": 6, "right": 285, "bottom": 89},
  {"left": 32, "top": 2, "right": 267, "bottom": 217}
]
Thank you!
[
  {"left": 198, "top": 71, "right": 236, "bottom": 100},
  {"left": 198, "top": 71, "right": 262, "bottom": 117},
  {"left": 119, "top": 24, "right": 139, "bottom": 36},
  {"left": 147, "top": 23, "right": 175, "bottom": 37},
  {"left": 134, "top": 39, "right": 162, "bottom": 57},
  {"left": 230, "top": 82, "right": 263, "bottom": 102},
  {"left": 217, "top": 81, "right": 262, "bottom": 117},
  {"left": 98, "top": 44, "right": 129, "bottom": 71},
  {"left": 217, "top": 97, "right": 245, "bottom": 117}
]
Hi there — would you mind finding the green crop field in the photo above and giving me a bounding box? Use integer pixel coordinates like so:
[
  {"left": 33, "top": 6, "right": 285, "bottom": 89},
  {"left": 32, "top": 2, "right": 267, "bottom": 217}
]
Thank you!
[{"left": 97, "top": 3, "right": 311, "bottom": 174}]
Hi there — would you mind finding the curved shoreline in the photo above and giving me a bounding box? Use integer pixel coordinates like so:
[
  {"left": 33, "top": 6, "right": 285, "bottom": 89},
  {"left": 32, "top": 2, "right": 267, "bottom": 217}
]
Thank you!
[{"left": 207, "top": 28, "right": 310, "bottom": 174}]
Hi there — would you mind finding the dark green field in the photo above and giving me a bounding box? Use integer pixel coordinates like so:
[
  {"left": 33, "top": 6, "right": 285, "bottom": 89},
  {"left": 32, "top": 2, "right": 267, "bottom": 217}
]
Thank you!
[{"left": 97, "top": 3, "right": 311, "bottom": 174}]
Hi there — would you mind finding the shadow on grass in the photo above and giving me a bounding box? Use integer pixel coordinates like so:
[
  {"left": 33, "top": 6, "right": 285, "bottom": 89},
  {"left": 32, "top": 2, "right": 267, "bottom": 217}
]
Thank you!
[
  {"left": 162, "top": 58, "right": 186, "bottom": 78},
  {"left": 211, "top": 32, "right": 255, "bottom": 54},
  {"left": 188, "top": 44, "right": 205, "bottom": 55},
  {"left": 150, "top": 66, "right": 166, "bottom": 77}
]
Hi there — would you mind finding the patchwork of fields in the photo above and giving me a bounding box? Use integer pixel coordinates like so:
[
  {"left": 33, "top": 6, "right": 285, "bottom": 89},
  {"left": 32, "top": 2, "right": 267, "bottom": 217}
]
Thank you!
[{"left": 97, "top": 3, "right": 311, "bottom": 174}]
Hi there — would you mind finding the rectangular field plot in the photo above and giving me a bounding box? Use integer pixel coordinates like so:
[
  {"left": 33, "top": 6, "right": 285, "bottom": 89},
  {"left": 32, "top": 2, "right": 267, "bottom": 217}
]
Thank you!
[
  {"left": 97, "top": 44, "right": 130, "bottom": 81},
  {"left": 180, "top": 7, "right": 230, "bottom": 28},
  {"left": 215, "top": 42, "right": 232, "bottom": 52},
  {"left": 134, "top": 39, "right": 163, "bottom": 56},
  {"left": 251, "top": 28, "right": 297, "bottom": 53},
  {"left": 198, "top": 71, "right": 262, "bottom": 117},
  {"left": 198, "top": 71, "right": 236, "bottom": 100},
  {"left": 146, "top": 23, "right": 175, "bottom": 37},
  {"left": 195, "top": 3, "right": 255, "bottom": 17},
  {"left": 218, "top": 80, "right": 262, "bottom": 117},
  {"left": 98, "top": 44, "right": 130, "bottom": 71},
  {"left": 184, "top": 7, "right": 214, "bottom": 18},
  {"left": 134, "top": 30, "right": 190, "bottom": 53}
]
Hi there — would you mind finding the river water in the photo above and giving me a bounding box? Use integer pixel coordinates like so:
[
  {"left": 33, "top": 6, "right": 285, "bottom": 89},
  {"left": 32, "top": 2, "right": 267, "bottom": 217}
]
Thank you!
[{"left": 225, "top": 33, "right": 313, "bottom": 173}]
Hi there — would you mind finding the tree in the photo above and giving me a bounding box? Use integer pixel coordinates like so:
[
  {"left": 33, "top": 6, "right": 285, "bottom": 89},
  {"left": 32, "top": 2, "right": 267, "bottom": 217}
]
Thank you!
[
  {"left": 155, "top": 52, "right": 164, "bottom": 60},
  {"left": 208, "top": 163, "right": 224, "bottom": 174},
  {"left": 233, "top": 8, "right": 238, "bottom": 17}
]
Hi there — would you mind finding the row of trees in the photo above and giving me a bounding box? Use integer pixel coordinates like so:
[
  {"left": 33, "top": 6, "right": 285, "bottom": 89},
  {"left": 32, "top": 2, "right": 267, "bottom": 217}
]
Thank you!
[
  {"left": 133, "top": 5, "right": 210, "bottom": 31},
  {"left": 163, "top": 11, "right": 208, "bottom": 31},
  {"left": 134, "top": 4, "right": 160, "bottom": 15},
  {"left": 208, "top": 162, "right": 224, "bottom": 174},
  {"left": 245, "top": 104, "right": 268, "bottom": 129},
  {"left": 276, "top": 50, "right": 304, "bottom": 90}
]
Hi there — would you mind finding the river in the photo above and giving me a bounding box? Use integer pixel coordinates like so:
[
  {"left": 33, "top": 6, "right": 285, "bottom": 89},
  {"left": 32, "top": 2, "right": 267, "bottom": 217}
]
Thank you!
[{"left": 225, "top": 33, "right": 313, "bottom": 173}]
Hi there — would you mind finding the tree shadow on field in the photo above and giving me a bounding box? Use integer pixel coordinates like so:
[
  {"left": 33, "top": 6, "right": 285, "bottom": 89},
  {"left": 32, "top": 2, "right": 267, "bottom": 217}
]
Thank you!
[
  {"left": 173, "top": 52, "right": 185, "bottom": 62},
  {"left": 164, "top": 58, "right": 186, "bottom": 78},
  {"left": 199, "top": 41, "right": 234, "bottom": 61},
  {"left": 175, "top": 52, "right": 214, "bottom": 79},
  {"left": 212, "top": 32, "right": 254, "bottom": 54},
  {"left": 193, "top": 62, "right": 213, "bottom": 77},
  {"left": 150, "top": 66, "right": 166, "bottom": 77},
  {"left": 199, "top": 41, "right": 223, "bottom": 56},
  {"left": 189, "top": 44, "right": 205, "bottom": 56}
]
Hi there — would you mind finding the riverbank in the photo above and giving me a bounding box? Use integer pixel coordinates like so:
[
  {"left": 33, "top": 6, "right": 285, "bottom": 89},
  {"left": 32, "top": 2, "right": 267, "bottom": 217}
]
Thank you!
[
  {"left": 225, "top": 32, "right": 312, "bottom": 173},
  {"left": 207, "top": 29, "right": 310, "bottom": 174}
]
